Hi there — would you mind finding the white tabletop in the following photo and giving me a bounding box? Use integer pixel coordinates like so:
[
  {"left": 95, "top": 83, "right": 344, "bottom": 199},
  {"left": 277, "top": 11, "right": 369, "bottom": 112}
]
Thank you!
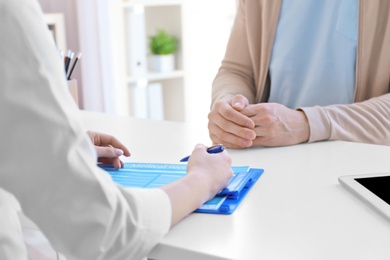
[{"left": 82, "top": 111, "right": 390, "bottom": 260}]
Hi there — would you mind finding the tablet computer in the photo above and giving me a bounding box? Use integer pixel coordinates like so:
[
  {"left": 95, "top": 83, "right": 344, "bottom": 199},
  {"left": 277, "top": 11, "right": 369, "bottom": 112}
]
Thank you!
[{"left": 338, "top": 172, "right": 390, "bottom": 221}]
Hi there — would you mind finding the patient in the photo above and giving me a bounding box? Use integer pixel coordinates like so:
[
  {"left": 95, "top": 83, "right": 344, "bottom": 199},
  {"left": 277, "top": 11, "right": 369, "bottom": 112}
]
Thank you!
[{"left": 208, "top": 0, "right": 390, "bottom": 149}]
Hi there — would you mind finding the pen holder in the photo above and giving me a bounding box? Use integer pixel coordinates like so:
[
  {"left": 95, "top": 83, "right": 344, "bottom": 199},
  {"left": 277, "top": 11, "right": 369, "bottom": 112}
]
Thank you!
[{"left": 67, "top": 79, "right": 79, "bottom": 107}]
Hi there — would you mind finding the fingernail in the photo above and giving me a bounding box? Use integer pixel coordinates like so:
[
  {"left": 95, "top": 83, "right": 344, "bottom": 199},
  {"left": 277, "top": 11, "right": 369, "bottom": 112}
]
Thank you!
[
  {"left": 115, "top": 149, "right": 124, "bottom": 156},
  {"left": 234, "top": 102, "right": 243, "bottom": 108}
]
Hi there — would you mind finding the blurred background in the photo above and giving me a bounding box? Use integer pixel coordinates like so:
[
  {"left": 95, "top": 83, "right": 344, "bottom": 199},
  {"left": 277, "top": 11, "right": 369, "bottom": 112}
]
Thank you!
[{"left": 38, "top": 0, "right": 238, "bottom": 130}]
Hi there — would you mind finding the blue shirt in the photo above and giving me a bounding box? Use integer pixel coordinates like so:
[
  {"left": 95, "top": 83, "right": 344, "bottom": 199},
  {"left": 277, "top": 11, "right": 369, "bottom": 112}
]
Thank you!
[{"left": 269, "top": 0, "right": 358, "bottom": 108}]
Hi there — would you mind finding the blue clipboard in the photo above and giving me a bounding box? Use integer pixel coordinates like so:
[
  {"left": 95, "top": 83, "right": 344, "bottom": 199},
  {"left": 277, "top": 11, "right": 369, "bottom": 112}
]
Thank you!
[
  {"left": 196, "top": 168, "right": 263, "bottom": 214},
  {"left": 99, "top": 162, "right": 264, "bottom": 215}
]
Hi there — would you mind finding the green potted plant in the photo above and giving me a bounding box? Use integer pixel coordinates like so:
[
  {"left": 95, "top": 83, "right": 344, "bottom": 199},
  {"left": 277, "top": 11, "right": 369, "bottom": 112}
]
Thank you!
[{"left": 149, "top": 29, "right": 178, "bottom": 72}]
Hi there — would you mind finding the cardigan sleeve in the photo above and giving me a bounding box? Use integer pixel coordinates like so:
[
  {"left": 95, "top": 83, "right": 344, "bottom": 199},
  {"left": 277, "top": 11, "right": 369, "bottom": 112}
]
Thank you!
[{"left": 299, "top": 93, "right": 390, "bottom": 145}]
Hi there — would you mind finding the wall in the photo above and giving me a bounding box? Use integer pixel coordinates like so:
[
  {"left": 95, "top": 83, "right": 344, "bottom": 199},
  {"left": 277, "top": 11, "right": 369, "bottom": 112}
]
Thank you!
[
  {"left": 37, "top": 0, "right": 237, "bottom": 122},
  {"left": 38, "top": 0, "right": 128, "bottom": 115},
  {"left": 182, "top": 0, "right": 237, "bottom": 127},
  {"left": 38, "top": 0, "right": 84, "bottom": 107}
]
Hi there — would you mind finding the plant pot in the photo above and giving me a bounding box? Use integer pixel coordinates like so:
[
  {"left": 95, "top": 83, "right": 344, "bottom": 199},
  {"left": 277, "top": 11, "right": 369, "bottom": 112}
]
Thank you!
[{"left": 150, "top": 54, "right": 175, "bottom": 72}]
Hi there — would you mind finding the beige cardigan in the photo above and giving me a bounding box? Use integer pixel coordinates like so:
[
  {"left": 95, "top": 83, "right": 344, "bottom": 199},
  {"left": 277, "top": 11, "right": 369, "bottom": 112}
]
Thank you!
[{"left": 212, "top": 0, "right": 390, "bottom": 145}]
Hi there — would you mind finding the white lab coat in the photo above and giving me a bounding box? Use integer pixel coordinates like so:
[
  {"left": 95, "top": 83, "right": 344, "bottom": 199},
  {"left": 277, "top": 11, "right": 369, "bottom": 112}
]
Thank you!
[{"left": 0, "top": 1, "right": 171, "bottom": 259}]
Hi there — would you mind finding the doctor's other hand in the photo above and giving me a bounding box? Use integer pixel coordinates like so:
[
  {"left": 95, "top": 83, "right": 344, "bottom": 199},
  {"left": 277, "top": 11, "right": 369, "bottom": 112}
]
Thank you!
[
  {"left": 87, "top": 131, "right": 131, "bottom": 169},
  {"left": 240, "top": 102, "right": 310, "bottom": 147},
  {"left": 208, "top": 94, "right": 256, "bottom": 149}
]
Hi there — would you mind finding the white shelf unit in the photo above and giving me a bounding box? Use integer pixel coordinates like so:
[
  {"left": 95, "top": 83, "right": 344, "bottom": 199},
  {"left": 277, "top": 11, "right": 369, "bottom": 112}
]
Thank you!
[{"left": 122, "top": 0, "right": 185, "bottom": 122}]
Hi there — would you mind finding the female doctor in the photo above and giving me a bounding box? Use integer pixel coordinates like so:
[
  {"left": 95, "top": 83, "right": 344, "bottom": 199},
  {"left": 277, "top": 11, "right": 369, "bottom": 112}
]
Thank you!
[{"left": 0, "top": 0, "right": 233, "bottom": 259}]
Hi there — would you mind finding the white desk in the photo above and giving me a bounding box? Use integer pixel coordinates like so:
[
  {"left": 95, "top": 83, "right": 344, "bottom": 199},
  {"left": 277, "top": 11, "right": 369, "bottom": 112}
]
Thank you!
[{"left": 82, "top": 111, "right": 390, "bottom": 260}]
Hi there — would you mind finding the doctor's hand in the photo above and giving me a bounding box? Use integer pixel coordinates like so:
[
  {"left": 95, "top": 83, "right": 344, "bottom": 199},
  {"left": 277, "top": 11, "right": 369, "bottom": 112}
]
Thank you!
[
  {"left": 240, "top": 102, "right": 310, "bottom": 147},
  {"left": 161, "top": 144, "right": 233, "bottom": 226},
  {"left": 208, "top": 94, "right": 256, "bottom": 149},
  {"left": 186, "top": 144, "right": 233, "bottom": 201},
  {"left": 87, "top": 131, "right": 131, "bottom": 169}
]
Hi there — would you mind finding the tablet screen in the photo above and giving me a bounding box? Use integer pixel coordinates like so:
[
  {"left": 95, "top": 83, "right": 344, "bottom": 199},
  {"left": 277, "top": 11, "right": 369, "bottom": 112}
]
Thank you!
[{"left": 355, "top": 176, "right": 390, "bottom": 205}]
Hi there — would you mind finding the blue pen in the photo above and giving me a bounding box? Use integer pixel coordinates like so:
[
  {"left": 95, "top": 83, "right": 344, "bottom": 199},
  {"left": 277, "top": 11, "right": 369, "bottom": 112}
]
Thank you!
[{"left": 180, "top": 144, "right": 225, "bottom": 162}]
